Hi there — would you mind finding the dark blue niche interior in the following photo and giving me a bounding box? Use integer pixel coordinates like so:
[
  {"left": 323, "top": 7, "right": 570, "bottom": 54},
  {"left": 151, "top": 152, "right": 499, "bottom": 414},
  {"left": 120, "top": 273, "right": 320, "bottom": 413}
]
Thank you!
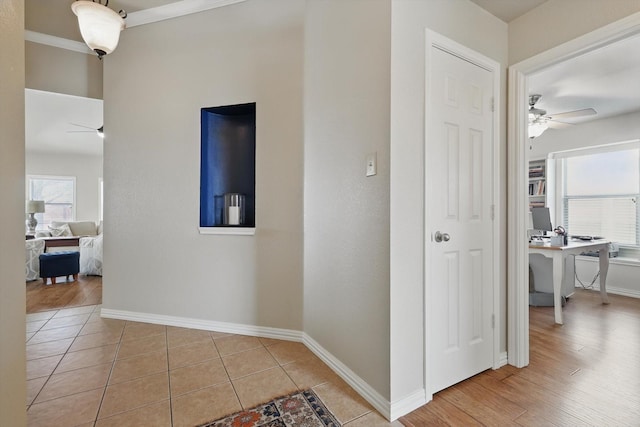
[{"left": 200, "top": 103, "right": 256, "bottom": 228}]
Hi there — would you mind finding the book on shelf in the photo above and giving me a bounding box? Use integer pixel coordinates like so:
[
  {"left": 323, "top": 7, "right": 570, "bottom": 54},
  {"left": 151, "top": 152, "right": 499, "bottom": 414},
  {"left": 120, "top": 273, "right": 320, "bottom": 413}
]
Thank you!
[
  {"left": 528, "top": 166, "right": 544, "bottom": 178},
  {"left": 528, "top": 180, "right": 545, "bottom": 196},
  {"left": 529, "top": 200, "right": 545, "bottom": 209}
]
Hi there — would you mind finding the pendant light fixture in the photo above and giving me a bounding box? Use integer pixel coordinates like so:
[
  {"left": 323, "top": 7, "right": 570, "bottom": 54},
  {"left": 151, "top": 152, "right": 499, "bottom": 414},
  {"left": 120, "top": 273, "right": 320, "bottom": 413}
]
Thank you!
[{"left": 71, "top": 0, "right": 126, "bottom": 59}]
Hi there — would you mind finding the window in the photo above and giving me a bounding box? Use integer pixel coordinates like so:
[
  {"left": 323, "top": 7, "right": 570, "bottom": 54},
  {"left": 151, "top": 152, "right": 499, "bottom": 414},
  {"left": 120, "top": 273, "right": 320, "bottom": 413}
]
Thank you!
[
  {"left": 28, "top": 175, "right": 76, "bottom": 229},
  {"left": 559, "top": 142, "right": 639, "bottom": 247}
]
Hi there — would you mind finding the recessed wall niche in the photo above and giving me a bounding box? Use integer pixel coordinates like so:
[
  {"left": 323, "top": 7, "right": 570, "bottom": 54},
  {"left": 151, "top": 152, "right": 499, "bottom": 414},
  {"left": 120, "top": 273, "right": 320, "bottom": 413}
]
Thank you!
[{"left": 200, "top": 103, "right": 256, "bottom": 229}]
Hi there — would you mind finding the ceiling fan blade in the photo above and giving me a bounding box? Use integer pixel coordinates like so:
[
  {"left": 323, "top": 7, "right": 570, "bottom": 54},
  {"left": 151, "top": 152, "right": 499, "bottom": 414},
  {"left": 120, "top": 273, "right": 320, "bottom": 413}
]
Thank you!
[
  {"left": 547, "top": 121, "right": 573, "bottom": 129},
  {"left": 66, "top": 130, "right": 95, "bottom": 133},
  {"left": 548, "top": 108, "right": 597, "bottom": 120},
  {"left": 69, "top": 122, "right": 97, "bottom": 130}
]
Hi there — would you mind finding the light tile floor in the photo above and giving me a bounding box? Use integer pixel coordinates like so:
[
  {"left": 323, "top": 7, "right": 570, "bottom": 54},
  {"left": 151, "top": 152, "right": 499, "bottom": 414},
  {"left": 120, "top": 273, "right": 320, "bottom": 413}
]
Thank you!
[{"left": 26, "top": 305, "right": 399, "bottom": 427}]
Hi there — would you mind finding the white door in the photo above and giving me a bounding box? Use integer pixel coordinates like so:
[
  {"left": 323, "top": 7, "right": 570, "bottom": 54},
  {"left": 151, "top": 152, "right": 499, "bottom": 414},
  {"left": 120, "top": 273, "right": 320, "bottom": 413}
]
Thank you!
[{"left": 427, "top": 44, "right": 495, "bottom": 393}]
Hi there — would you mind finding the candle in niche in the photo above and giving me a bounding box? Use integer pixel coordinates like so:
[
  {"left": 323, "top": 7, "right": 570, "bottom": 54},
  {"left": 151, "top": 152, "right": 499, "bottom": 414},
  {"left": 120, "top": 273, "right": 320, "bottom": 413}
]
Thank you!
[
  {"left": 223, "top": 193, "right": 245, "bottom": 225},
  {"left": 228, "top": 206, "right": 240, "bottom": 225}
]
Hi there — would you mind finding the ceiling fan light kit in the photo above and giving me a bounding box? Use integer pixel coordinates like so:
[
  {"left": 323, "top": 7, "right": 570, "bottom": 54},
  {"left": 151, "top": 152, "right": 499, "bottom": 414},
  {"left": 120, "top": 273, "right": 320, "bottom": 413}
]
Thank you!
[
  {"left": 528, "top": 94, "right": 548, "bottom": 139},
  {"left": 528, "top": 119, "right": 549, "bottom": 139},
  {"left": 527, "top": 94, "right": 597, "bottom": 139},
  {"left": 71, "top": 0, "right": 126, "bottom": 59}
]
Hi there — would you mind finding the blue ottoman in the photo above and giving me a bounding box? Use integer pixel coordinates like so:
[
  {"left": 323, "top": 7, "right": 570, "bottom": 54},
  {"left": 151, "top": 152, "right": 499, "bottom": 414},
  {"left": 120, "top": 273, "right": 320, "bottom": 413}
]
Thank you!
[{"left": 39, "top": 251, "right": 80, "bottom": 285}]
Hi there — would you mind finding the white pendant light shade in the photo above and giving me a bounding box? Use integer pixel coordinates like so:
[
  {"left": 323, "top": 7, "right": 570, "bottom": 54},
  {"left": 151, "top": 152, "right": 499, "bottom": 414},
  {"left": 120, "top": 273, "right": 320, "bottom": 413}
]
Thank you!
[{"left": 72, "top": 1, "right": 125, "bottom": 58}]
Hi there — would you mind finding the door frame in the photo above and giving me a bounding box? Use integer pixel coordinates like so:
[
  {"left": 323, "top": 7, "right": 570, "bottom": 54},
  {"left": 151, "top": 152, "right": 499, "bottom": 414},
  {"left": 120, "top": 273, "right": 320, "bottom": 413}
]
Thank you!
[
  {"left": 424, "top": 30, "right": 501, "bottom": 398},
  {"left": 507, "top": 12, "right": 640, "bottom": 367}
]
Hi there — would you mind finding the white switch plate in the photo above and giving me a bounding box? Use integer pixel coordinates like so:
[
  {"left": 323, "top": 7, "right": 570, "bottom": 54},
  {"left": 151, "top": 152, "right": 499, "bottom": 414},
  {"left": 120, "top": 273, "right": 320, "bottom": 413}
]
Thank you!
[{"left": 366, "top": 152, "right": 377, "bottom": 177}]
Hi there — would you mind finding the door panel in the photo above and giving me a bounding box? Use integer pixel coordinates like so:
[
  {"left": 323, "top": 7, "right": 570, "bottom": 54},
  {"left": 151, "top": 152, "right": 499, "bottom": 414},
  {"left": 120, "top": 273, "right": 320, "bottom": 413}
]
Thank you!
[{"left": 428, "top": 45, "right": 494, "bottom": 393}]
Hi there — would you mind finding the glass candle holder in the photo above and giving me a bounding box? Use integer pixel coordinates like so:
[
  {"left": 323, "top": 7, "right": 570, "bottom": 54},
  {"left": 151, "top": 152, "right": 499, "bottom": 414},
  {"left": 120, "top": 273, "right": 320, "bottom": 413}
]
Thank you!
[{"left": 223, "top": 193, "right": 245, "bottom": 226}]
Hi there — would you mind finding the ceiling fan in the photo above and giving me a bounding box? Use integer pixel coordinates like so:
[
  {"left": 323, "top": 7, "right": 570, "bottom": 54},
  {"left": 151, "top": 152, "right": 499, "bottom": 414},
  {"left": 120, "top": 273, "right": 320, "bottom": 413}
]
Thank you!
[
  {"left": 67, "top": 123, "right": 104, "bottom": 138},
  {"left": 528, "top": 94, "right": 597, "bottom": 138}
]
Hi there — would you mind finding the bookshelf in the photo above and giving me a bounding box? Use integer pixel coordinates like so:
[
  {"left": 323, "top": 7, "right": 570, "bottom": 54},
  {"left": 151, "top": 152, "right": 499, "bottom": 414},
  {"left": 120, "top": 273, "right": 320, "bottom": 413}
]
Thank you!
[{"left": 528, "top": 159, "right": 546, "bottom": 210}]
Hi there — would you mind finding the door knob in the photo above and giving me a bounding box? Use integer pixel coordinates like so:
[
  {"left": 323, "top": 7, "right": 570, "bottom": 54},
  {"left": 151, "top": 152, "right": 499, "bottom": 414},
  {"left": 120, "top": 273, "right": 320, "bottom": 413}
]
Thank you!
[{"left": 434, "top": 231, "right": 450, "bottom": 242}]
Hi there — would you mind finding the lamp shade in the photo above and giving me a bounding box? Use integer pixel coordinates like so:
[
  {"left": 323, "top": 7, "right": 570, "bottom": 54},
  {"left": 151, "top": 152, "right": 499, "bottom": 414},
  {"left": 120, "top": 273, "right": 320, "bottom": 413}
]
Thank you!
[
  {"left": 72, "top": 1, "right": 125, "bottom": 58},
  {"left": 26, "top": 200, "right": 45, "bottom": 214}
]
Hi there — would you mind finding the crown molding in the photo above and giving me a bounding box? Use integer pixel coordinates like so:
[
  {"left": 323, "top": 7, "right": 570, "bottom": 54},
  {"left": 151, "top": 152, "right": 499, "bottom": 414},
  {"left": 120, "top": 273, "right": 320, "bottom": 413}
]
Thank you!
[
  {"left": 126, "top": 0, "right": 246, "bottom": 27},
  {"left": 25, "top": 30, "right": 93, "bottom": 55}
]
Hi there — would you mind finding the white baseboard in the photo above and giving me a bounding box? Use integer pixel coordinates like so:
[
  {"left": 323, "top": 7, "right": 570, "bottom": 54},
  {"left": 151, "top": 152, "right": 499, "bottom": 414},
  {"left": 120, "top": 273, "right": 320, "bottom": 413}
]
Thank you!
[
  {"left": 583, "top": 285, "right": 640, "bottom": 299},
  {"left": 302, "top": 333, "right": 392, "bottom": 420},
  {"left": 100, "top": 308, "right": 303, "bottom": 342},
  {"left": 389, "top": 388, "right": 428, "bottom": 421},
  {"left": 496, "top": 351, "right": 508, "bottom": 368}
]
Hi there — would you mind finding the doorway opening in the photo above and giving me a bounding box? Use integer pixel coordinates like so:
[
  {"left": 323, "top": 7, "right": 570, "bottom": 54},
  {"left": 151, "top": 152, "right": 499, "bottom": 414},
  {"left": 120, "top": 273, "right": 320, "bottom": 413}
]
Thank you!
[{"left": 507, "top": 15, "right": 640, "bottom": 366}]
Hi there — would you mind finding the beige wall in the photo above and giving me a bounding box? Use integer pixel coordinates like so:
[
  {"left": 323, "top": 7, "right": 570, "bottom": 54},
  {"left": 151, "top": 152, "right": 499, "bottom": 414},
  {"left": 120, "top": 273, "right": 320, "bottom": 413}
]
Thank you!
[
  {"left": 304, "top": 0, "right": 392, "bottom": 399},
  {"left": 0, "top": 0, "right": 27, "bottom": 424},
  {"left": 26, "top": 0, "right": 83, "bottom": 42},
  {"left": 26, "top": 42, "right": 103, "bottom": 99},
  {"left": 103, "top": 0, "right": 305, "bottom": 329},
  {"left": 509, "top": 0, "right": 640, "bottom": 65},
  {"left": 25, "top": 0, "right": 102, "bottom": 99}
]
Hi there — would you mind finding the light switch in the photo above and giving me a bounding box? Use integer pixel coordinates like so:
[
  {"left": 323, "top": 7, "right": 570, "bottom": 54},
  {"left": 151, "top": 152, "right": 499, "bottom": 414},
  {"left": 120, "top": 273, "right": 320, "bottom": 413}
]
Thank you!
[{"left": 366, "top": 152, "right": 377, "bottom": 177}]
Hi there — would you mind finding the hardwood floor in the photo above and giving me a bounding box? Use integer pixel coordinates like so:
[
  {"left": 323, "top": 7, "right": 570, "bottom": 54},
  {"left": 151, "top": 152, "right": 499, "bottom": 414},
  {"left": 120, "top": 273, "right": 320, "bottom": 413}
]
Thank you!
[
  {"left": 26, "top": 275, "right": 102, "bottom": 314},
  {"left": 401, "top": 289, "right": 640, "bottom": 426}
]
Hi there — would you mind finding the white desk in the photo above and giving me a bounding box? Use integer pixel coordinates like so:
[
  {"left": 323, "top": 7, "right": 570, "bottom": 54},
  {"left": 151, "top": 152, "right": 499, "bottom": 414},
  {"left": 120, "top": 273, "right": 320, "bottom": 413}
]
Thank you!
[{"left": 529, "top": 239, "right": 610, "bottom": 324}]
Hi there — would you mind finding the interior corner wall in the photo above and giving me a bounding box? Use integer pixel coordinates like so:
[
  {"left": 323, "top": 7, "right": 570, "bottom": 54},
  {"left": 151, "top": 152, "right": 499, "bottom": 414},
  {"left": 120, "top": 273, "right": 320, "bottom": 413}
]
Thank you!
[
  {"left": 0, "top": 0, "right": 27, "bottom": 424},
  {"left": 389, "top": 0, "right": 508, "bottom": 403},
  {"left": 508, "top": 0, "right": 640, "bottom": 65},
  {"left": 26, "top": 152, "right": 103, "bottom": 223},
  {"left": 102, "top": 0, "right": 304, "bottom": 330},
  {"left": 303, "top": 0, "right": 392, "bottom": 400},
  {"left": 26, "top": 42, "right": 103, "bottom": 99}
]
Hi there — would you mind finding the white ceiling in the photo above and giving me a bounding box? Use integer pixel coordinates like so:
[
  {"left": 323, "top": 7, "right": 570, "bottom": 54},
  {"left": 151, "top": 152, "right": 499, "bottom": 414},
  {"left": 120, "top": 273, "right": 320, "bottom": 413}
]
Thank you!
[
  {"left": 25, "top": 89, "right": 103, "bottom": 157},
  {"left": 470, "top": 0, "right": 640, "bottom": 129},
  {"left": 469, "top": 0, "right": 548, "bottom": 22},
  {"left": 529, "top": 33, "right": 640, "bottom": 126},
  {"left": 109, "top": 0, "right": 178, "bottom": 14}
]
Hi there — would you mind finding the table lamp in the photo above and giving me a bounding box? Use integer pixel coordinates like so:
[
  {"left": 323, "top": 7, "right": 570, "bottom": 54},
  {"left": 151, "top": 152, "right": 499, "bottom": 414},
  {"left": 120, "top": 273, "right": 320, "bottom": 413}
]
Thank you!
[{"left": 26, "top": 200, "right": 45, "bottom": 234}]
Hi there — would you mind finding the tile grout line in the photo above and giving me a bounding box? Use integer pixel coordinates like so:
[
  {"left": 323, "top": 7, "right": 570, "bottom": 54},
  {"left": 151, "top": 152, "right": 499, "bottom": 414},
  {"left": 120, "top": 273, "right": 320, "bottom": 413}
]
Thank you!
[
  {"left": 29, "top": 306, "right": 97, "bottom": 408},
  {"left": 27, "top": 304, "right": 99, "bottom": 412},
  {"left": 266, "top": 344, "right": 303, "bottom": 393},
  {"left": 211, "top": 333, "right": 244, "bottom": 411},
  {"left": 166, "top": 328, "right": 174, "bottom": 427},
  {"left": 92, "top": 307, "right": 126, "bottom": 425},
  {"left": 26, "top": 307, "right": 62, "bottom": 410}
]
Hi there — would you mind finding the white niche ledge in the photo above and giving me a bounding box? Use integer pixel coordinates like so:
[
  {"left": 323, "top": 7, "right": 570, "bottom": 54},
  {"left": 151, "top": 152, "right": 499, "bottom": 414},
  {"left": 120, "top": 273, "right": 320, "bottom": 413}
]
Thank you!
[{"left": 199, "top": 227, "right": 255, "bottom": 236}]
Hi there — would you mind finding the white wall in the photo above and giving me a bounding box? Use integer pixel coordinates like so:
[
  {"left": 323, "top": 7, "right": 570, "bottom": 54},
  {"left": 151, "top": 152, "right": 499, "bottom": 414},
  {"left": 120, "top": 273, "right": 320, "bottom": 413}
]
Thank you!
[
  {"left": 509, "top": 0, "right": 640, "bottom": 65},
  {"left": 0, "top": 0, "right": 27, "bottom": 423},
  {"left": 103, "top": 0, "right": 304, "bottom": 330},
  {"left": 26, "top": 152, "right": 103, "bottom": 223},
  {"left": 389, "top": 0, "right": 507, "bottom": 406},
  {"left": 304, "top": 0, "right": 392, "bottom": 401},
  {"left": 573, "top": 257, "right": 640, "bottom": 298}
]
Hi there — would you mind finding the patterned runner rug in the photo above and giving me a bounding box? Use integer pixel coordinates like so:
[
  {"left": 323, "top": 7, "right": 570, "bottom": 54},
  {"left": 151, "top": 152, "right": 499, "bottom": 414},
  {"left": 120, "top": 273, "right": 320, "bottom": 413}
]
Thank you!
[{"left": 198, "top": 389, "right": 341, "bottom": 427}]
